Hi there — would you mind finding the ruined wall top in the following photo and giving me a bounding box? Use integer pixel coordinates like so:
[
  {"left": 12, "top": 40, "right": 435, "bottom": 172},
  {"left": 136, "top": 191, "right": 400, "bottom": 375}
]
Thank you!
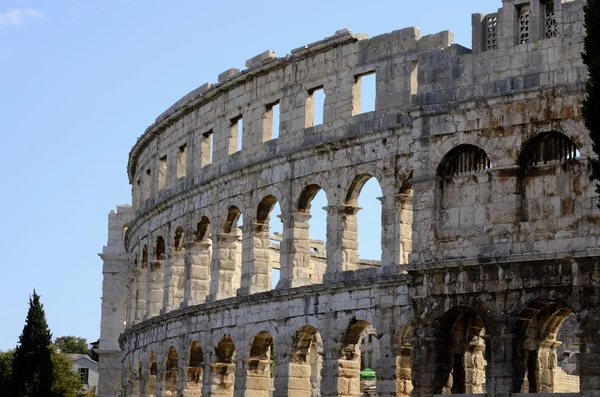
[{"left": 126, "top": 0, "right": 585, "bottom": 187}]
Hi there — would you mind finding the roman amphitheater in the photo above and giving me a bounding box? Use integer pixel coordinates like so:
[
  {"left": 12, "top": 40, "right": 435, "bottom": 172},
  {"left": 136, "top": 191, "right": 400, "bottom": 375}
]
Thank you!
[{"left": 96, "top": 0, "right": 600, "bottom": 396}]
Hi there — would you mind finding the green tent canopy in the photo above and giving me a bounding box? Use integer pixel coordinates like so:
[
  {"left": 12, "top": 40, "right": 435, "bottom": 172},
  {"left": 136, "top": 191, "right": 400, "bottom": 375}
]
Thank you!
[{"left": 360, "top": 368, "right": 376, "bottom": 379}]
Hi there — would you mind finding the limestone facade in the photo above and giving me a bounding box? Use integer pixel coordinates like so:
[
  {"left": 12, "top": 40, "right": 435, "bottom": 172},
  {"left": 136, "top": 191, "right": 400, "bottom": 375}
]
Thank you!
[{"left": 97, "top": 0, "right": 600, "bottom": 396}]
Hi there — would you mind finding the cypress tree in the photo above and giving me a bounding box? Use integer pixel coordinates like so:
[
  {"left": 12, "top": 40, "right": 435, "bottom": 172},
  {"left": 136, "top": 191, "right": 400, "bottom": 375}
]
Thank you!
[
  {"left": 583, "top": 0, "right": 600, "bottom": 199},
  {"left": 11, "top": 290, "right": 54, "bottom": 397}
]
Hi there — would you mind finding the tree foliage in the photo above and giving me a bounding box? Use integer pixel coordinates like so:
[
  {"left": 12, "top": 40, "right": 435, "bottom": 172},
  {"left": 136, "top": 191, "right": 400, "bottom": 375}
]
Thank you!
[
  {"left": 55, "top": 336, "right": 89, "bottom": 355},
  {"left": 583, "top": 0, "right": 600, "bottom": 199},
  {"left": 0, "top": 350, "right": 14, "bottom": 397},
  {"left": 51, "top": 349, "right": 83, "bottom": 397},
  {"left": 11, "top": 290, "right": 54, "bottom": 397}
]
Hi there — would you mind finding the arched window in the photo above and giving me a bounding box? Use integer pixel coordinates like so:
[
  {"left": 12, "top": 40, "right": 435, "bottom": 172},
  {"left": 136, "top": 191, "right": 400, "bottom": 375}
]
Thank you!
[
  {"left": 520, "top": 132, "right": 580, "bottom": 167},
  {"left": 174, "top": 227, "right": 185, "bottom": 251},
  {"left": 155, "top": 236, "right": 165, "bottom": 260},
  {"left": 438, "top": 145, "right": 491, "bottom": 178}
]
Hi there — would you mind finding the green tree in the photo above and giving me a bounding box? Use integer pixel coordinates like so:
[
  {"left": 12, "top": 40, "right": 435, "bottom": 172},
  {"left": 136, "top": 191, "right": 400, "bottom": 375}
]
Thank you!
[
  {"left": 0, "top": 350, "right": 14, "bottom": 397},
  {"left": 55, "top": 336, "right": 89, "bottom": 355},
  {"left": 50, "top": 348, "right": 83, "bottom": 397},
  {"left": 583, "top": 0, "right": 600, "bottom": 198},
  {"left": 11, "top": 290, "right": 54, "bottom": 397}
]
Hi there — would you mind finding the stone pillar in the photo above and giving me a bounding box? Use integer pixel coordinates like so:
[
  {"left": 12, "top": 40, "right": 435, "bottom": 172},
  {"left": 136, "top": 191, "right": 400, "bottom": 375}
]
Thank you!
[
  {"left": 409, "top": 326, "right": 437, "bottom": 397},
  {"left": 376, "top": 334, "right": 402, "bottom": 397},
  {"left": 163, "top": 249, "right": 185, "bottom": 313},
  {"left": 208, "top": 233, "right": 241, "bottom": 301},
  {"left": 134, "top": 266, "right": 147, "bottom": 324},
  {"left": 379, "top": 193, "right": 412, "bottom": 274},
  {"left": 485, "top": 330, "right": 515, "bottom": 397},
  {"left": 182, "top": 366, "right": 202, "bottom": 397},
  {"left": 408, "top": 176, "right": 437, "bottom": 264},
  {"left": 97, "top": 205, "right": 133, "bottom": 397},
  {"left": 278, "top": 212, "right": 313, "bottom": 288},
  {"left": 146, "top": 260, "right": 164, "bottom": 319},
  {"left": 208, "top": 362, "right": 236, "bottom": 397},
  {"left": 182, "top": 241, "right": 211, "bottom": 307},
  {"left": 325, "top": 205, "right": 360, "bottom": 274},
  {"left": 239, "top": 222, "right": 271, "bottom": 295},
  {"left": 579, "top": 309, "right": 600, "bottom": 397},
  {"left": 244, "top": 358, "right": 271, "bottom": 397}
]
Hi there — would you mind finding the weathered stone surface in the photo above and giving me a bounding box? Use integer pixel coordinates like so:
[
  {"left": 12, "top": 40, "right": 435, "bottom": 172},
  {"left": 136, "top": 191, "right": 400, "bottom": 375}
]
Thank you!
[{"left": 98, "top": 1, "right": 600, "bottom": 396}]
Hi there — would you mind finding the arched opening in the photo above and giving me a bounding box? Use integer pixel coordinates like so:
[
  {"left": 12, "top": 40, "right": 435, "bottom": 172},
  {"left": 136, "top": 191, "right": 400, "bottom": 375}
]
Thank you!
[
  {"left": 434, "top": 307, "right": 487, "bottom": 394},
  {"left": 246, "top": 331, "right": 274, "bottom": 397},
  {"left": 293, "top": 185, "right": 327, "bottom": 284},
  {"left": 174, "top": 227, "right": 185, "bottom": 252},
  {"left": 185, "top": 341, "right": 204, "bottom": 396},
  {"left": 518, "top": 132, "right": 583, "bottom": 228},
  {"left": 514, "top": 300, "right": 580, "bottom": 394},
  {"left": 164, "top": 346, "right": 179, "bottom": 396},
  {"left": 437, "top": 145, "right": 492, "bottom": 237},
  {"left": 210, "top": 336, "right": 236, "bottom": 397},
  {"left": 155, "top": 236, "right": 166, "bottom": 260},
  {"left": 147, "top": 351, "right": 158, "bottom": 395},
  {"left": 289, "top": 325, "right": 323, "bottom": 397},
  {"left": 185, "top": 216, "right": 212, "bottom": 306},
  {"left": 396, "top": 325, "right": 412, "bottom": 397},
  {"left": 241, "top": 195, "right": 281, "bottom": 293},
  {"left": 339, "top": 319, "right": 379, "bottom": 396},
  {"left": 345, "top": 175, "right": 383, "bottom": 266},
  {"left": 142, "top": 245, "right": 148, "bottom": 266},
  {"left": 210, "top": 207, "right": 242, "bottom": 300}
]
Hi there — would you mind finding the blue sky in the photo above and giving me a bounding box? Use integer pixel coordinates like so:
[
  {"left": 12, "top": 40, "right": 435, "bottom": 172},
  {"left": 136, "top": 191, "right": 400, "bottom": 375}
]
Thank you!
[{"left": 0, "top": 0, "right": 500, "bottom": 351}]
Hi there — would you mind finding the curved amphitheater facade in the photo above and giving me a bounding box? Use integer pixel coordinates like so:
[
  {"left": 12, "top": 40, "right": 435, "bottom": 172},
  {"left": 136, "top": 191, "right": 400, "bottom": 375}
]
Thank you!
[{"left": 97, "top": 0, "right": 600, "bottom": 396}]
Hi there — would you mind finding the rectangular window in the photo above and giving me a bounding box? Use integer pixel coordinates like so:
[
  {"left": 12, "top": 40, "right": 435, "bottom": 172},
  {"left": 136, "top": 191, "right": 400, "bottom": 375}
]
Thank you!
[
  {"left": 177, "top": 144, "right": 186, "bottom": 178},
  {"left": 353, "top": 72, "right": 376, "bottom": 115},
  {"left": 410, "top": 61, "right": 419, "bottom": 96},
  {"left": 78, "top": 367, "right": 89, "bottom": 385},
  {"left": 158, "top": 156, "right": 167, "bottom": 190},
  {"left": 135, "top": 179, "right": 141, "bottom": 207},
  {"left": 265, "top": 101, "right": 280, "bottom": 140},
  {"left": 143, "top": 169, "right": 151, "bottom": 201},
  {"left": 543, "top": 0, "right": 558, "bottom": 39},
  {"left": 306, "top": 87, "right": 325, "bottom": 127},
  {"left": 231, "top": 115, "right": 243, "bottom": 152},
  {"left": 202, "top": 130, "right": 214, "bottom": 166},
  {"left": 518, "top": 4, "right": 531, "bottom": 44}
]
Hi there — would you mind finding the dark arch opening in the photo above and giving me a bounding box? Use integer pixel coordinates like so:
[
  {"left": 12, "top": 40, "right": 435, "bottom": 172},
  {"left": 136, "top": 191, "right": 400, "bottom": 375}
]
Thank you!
[
  {"left": 519, "top": 131, "right": 580, "bottom": 168},
  {"left": 155, "top": 236, "right": 165, "bottom": 260},
  {"left": 174, "top": 227, "right": 185, "bottom": 251},
  {"left": 195, "top": 216, "right": 211, "bottom": 242},
  {"left": 216, "top": 336, "right": 236, "bottom": 364},
  {"left": 223, "top": 206, "right": 241, "bottom": 234},
  {"left": 142, "top": 245, "right": 148, "bottom": 266},
  {"left": 513, "top": 300, "right": 579, "bottom": 393},
  {"left": 438, "top": 145, "right": 491, "bottom": 179},
  {"left": 434, "top": 307, "right": 487, "bottom": 395}
]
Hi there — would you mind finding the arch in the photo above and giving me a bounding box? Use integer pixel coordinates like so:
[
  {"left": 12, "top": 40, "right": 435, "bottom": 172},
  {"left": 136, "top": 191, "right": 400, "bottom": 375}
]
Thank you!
[
  {"left": 519, "top": 131, "right": 580, "bottom": 168},
  {"left": 150, "top": 351, "right": 158, "bottom": 376},
  {"left": 256, "top": 195, "right": 278, "bottom": 227},
  {"left": 216, "top": 336, "right": 236, "bottom": 364},
  {"left": 289, "top": 325, "right": 323, "bottom": 397},
  {"left": 249, "top": 331, "right": 273, "bottom": 363},
  {"left": 165, "top": 346, "right": 179, "bottom": 395},
  {"left": 345, "top": 173, "right": 379, "bottom": 205},
  {"left": 434, "top": 307, "right": 487, "bottom": 395},
  {"left": 223, "top": 206, "right": 241, "bottom": 234},
  {"left": 155, "top": 236, "right": 165, "bottom": 260},
  {"left": 211, "top": 336, "right": 236, "bottom": 397},
  {"left": 437, "top": 145, "right": 492, "bottom": 178},
  {"left": 186, "top": 341, "right": 204, "bottom": 393},
  {"left": 174, "top": 226, "right": 185, "bottom": 251},
  {"left": 246, "top": 331, "right": 274, "bottom": 397},
  {"left": 338, "top": 319, "right": 379, "bottom": 396},
  {"left": 298, "top": 184, "right": 323, "bottom": 213},
  {"left": 513, "top": 299, "right": 580, "bottom": 393},
  {"left": 194, "top": 216, "right": 211, "bottom": 242}
]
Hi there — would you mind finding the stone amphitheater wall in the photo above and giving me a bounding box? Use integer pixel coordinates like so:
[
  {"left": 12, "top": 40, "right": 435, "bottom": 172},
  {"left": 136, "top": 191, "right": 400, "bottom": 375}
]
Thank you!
[{"left": 96, "top": 1, "right": 600, "bottom": 396}]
